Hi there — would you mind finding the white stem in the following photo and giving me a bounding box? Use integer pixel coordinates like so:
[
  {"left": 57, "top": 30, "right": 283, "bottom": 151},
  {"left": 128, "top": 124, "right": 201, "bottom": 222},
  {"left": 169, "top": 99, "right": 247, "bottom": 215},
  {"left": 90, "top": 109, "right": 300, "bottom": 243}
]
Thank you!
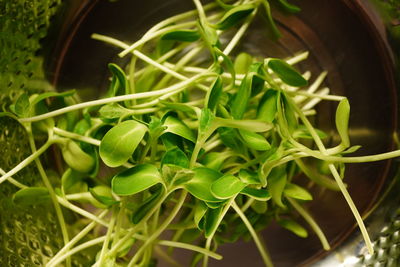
[
  {"left": 56, "top": 196, "right": 109, "bottom": 227},
  {"left": 53, "top": 127, "right": 101, "bottom": 146},
  {"left": 19, "top": 72, "right": 212, "bottom": 123},
  {"left": 47, "top": 210, "right": 109, "bottom": 267},
  {"left": 0, "top": 167, "right": 28, "bottom": 189},
  {"left": 232, "top": 201, "right": 273, "bottom": 267}
]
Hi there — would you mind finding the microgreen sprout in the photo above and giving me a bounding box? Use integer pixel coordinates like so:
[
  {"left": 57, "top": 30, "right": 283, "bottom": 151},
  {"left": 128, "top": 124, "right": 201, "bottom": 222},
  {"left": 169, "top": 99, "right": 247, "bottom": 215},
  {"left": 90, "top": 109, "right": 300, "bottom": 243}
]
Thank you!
[{"left": 1, "top": 0, "right": 398, "bottom": 266}]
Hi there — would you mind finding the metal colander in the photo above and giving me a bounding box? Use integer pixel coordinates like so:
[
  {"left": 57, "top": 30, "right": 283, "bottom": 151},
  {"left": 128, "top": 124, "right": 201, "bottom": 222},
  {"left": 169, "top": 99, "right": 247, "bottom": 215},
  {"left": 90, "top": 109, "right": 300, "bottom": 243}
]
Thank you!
[{"left": 0, "top": 0, "right": 399, "bottom": 266}]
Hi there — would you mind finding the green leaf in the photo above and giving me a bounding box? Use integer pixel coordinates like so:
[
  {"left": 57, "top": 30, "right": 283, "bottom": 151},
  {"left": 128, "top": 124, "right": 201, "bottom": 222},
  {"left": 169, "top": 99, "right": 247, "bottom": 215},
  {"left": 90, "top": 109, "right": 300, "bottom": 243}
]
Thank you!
[
  {"left": 205, "top": 200, "right": 226, "bottom": 209},
  {"left": 161, "top": 147, "right": 189, "bottom": 169},
  {"left": 100, "top": 120, "right": 148, "bottom": 167},
  {"left": 204, "top": 206, "right": 223, "bottom": 238},
  {"left": 335, "top": 98, "right": 350, "bottom": 148},
  {"left": 135, "top": 66, "right": 158, "bottom": 93},
  {"left": 194, "top": 201, "right": 208, "bottom": 230},
  {"left": 184, "top": 167, "right": 222, "bottom": 202},
  {"left": 267, "top": 58, "right": 307, "bottom": 87},
  {"left": 215, "top": 0, "right": 234, "bottom": 9},
  {"left": 13, "top": 187, "right": 50, "bottom": 206},
  {"left": 260, "top": 0, "right": 281, "bottom": 39},
  {"left": 30, "top": 90, "right": 76, "bottom": 107},
  {"left": 284, "top": 183, "right": 313, "bottom": 201},
  {"left": 163, "top": 115, "right": 196, "bottom": 143},
  {"left": 257, "top": 89, "right": 278, "bottom": 123},
  {"left": 112, "top": 164, "right": 162, "bottom": 196},
  {"left": 61, "top": 139, "right": 95, "bottom": 173},
  {"left": 199, "top": 108, "right": 216, "bottom": 137},
  {"left": 234, "top": 52, "right": 253, "bottom": 74},
  {"left": 161, "top": 29, "right": 201, "bottom": 42},
  {"left": 231, "top": 63, "right": 265, "bottom": 120},
  {"left": 89, "top": 186, "right": 119, "bottom": 207},
  {"left": 197, "top": 18, "right": 219, "bottom": 48},
  {"left": 160, "top": 101, "right": 197, "bottom": 115},
  {"left": 240, "top": 187, "right": 271, "bottom": 201},
  {"left": 239, "top": 129, "right": 271, "bottom": 151},
  {"left": 214, "top": 4, "right": 255, "bottom": 30},
  {"left": 108, "top": 63, "right": 128, "bottom": 96},
  {"left": 282, "top": 94, "right": 298, "bottom": 133},
  {"left": 211, "top": 174, "right": 246, "bottom": 199},
  {"left": 278, "top": 219, "right": 308, "bottom": 238},
  {"left": 267, "top": 166, "right": 287, "bottom": 207},
  {"left": 14, "top": 93, "right": 30, "bottom": 117},
  {"left": 205, "top": 76, "right": 223, "bottom": 112},
  {"left": 251, "top": 200, "right": 268, "bottom": 214},
  {"left": 213, "top": 47, "right": 235, "bottom": 85},
  {"left": 218, "top": 127, "right": 243, "bottom": 151},
  {"left": 131, "top": 186, "right": 164, "bottom": 224},
  {"left": 201, "top": 152, "right": 230, "bottom": 170},
  {"left": 215, "top": 118, "right": 273, "bottom": 132},
  {"left": 61, "top": 168, "right": 86, "bottom": 194},
  {"left": 293, "top": 126, "right": 328, "bottom": 140},
  {"left": 274, "top": 0, "right": 301, "bottom": 13},
  {"left": 238, "top": 169, "right": 260, "bottom": 184},
  {"left": 99, "top": 103, "right": 131, "bottom": 121}
]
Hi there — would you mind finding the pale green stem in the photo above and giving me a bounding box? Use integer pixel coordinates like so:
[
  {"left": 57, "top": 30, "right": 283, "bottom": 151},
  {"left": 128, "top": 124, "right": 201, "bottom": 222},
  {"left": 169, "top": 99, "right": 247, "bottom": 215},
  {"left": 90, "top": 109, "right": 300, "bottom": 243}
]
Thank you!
[
  {"left": 0, "top": 139, "right": 53, "bottom": 182},
  {"left": 48, "top": 235, "right": 107, "bottom": 267},
  {"left": 287, "top": 198, "right": 330, "bottom": 250},
  {"left": 106, "top": 192, "right": 171, "bottom": 257},
  {"left": 47, "top": 210, "right": 109, "bottom": 267},
  {"left": 127, "top": 191, "right": 188, "bottom": 267},
  {"left": 223, "top": 8, "right": 257, "bottom": 55},
  {"left": 287, "top": 96, "right": 374, "bottom": 254},
  {"left": 154, "top": 246, "right": 183, "bottom": 267},
  {"left": 203, "top": 198, "right": 235, "bottom": 267},
  {"left": 118, "top": 22, "right": 198, "bottom": 57},
  {"left": 0, "top": 167, "right": 28, "bottom": 189},
  {"left": 232, "top": 201, "right": 273, "bottom": 267},
  {"left": 27, "top": 131, "right": 70, "bottom": 267},
  {"left": 134, "top": 49, "right": 209, "bottom": 91},
  {"left": 53, "top": 127, "right": 101, "bottom": 146},
  {"left": 301, "top": 88, "right": 330, "bottom": 110},
  {"left": 112, "top": 199, "right": 127, "bottom": 248},
  {"left": 283, "top": 88, "right": 344, "bottom": 102},
  {"left": 158, "top": 240, "right": 222, "bottom": 260},
  {"left": 231, "top": 198, "right": 254, "bottom": 220},
  {"left": 329, "top": 164, "right": 373, "bottom": 254},
  {"left": 97, "top": 207, "right": 117, "bottom": 267},
  {"left": 56, "top": 196, "right": 109, "bottom": 227},
  {"left": 193, "top": 0, "right": 208, "bottom": 20},
  {"left": 18, "top": 72, "right": 211, "bottom": 123},
  {"left": 294, "top": 71, "right": 327, "bottom": 103}
]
